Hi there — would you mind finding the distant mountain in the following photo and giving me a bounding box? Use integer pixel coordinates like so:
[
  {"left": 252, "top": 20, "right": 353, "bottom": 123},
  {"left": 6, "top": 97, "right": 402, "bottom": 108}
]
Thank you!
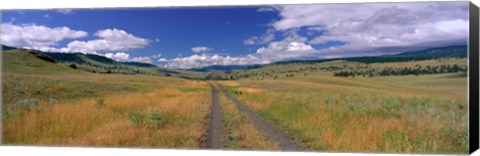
[
  {"left": 394, "top": 45, "right": 467, "bottom": 57},
  {"left": 1, "top": 45, "right": 206, "bottom": 78},
  {"left": 44, "top": 52, "right": 117, "bottom": 65},
  {"left": 346, "top": 45, "right": 468, "bottom": 64},
  {"left": 270, "top": 45, "right": 468, "bottom": 66},
  {"left": 4, "top": 44, "right": 466, "bottom": 79},
  {"left": 41, "top": 52, "right": 174, "bottom": 75},
  {"left": 191, "top": 65, "right": 252, "bottom": 72},
  {"left": 2, "top": 45, "right": 17, "bottom": 51},
  {"left": 121, "top": 62, "right": 157, "bottom": 68},
  {"left": 48, "top": 52, "right": 209, "bottom": 78}
]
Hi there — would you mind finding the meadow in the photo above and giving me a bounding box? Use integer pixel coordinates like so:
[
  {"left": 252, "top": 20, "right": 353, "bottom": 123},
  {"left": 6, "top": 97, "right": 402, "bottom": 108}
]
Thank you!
[
  {"left": 2, "top": 72, "right": 211, "bottom": 148},
  {"left": 220, "top": 64, "right": 468, "bottom": 153},
  {"left": 1, "top": 48, "right": 469, "bottom": 154}
]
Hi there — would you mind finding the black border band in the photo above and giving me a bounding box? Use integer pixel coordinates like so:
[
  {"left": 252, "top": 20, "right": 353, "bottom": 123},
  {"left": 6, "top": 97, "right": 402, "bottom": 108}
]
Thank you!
[{"left": 469, "top": 2, "right": 479, "bottom": 154}]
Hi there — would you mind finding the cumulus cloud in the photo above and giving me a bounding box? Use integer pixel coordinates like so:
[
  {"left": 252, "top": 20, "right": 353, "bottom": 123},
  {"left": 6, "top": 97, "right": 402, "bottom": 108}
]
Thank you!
[
  {"left": 43, "top": 14, "right": 52, "bottom": 19},
  {"left": 255, "top": 41, "right": 314, "bottom": 61},
  {"left": 46, "top": 28, "right": 150, "bottom": 53},
  {"left": 271, "top": 2, "right": 468, "bottom": 56},
  {"left": 0, "top": 23, "right": 88, "bottom": 49},
  {"left": 151, "top": 53, "right": 162, "bottom": 59},
  {"left": 104, "top": 52, "right": 153, "bottom": 64},
  {"left": 157, "top": 58, "right": 169, "bottom": 62},
  {"left": 243, "top": 30, "right": 275, "bottom": 45},
  {"left": 1, "top": 24, "right": 149, "bottom": 54},
  {"left": 191, "top": 46, "right": 212, "bottom": 53},
  {"left": 105, "top": 52, "right": 130, "bottom": 62},
  {"left": 165, "top": 54, "right": 269, "bottom": 69},
  {"left": 57, "top": 9, "right": 73, "bottom": 14},
  {"left": 165, "top": 2, "right": 468, "bottom": 69},
  {"left": 256, "top": 6, "right": 281, "bottom": 12}
]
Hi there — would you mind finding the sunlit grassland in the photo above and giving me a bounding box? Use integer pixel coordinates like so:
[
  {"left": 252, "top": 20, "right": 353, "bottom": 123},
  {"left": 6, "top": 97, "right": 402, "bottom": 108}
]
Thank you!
[
  {"left": 228, "top": 58, "right": 467, "bottom": 79},
  {"left": 216, "top": 86, "right": 280, "bottom": 150},
  {"left": 223, "top": 72, "right": 468, "bottom": 153},
  {"left": 2, "top": 73, "right": 211, "bottom": 148}
]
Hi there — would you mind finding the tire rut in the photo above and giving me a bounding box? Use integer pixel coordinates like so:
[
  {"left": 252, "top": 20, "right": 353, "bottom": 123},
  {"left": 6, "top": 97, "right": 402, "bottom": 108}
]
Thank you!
[
  {"left": 215, "top": 83, "right": 302, "bottom": 151},
  {"left": 205, "top": 82, "right": 223, "bottom": 148}
]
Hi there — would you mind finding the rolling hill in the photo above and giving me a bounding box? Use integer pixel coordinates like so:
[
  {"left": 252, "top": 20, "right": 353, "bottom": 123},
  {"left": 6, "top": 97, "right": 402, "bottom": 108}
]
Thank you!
[
  {"left": 2, "top": 49, "right": 86, "bottom": 75},
  {"left": 1, "top": 45, "right": 208, "bottom": 78},
  {"left": 394, "top": 45, "right": 467, "bottom": 57},
  {"left": 190, "top": 65, "right": 253, "bottom": 72},
  {"left": 1, "top": 45, "right": 17, "bottom": 51},
  {"left": 43, "top": 52, "right": 160, "bottom": 75},
  {"left": 249, "top": 45, "right": 468, "bottom": 69},
  {"left": 1, "top": 45, "right": 467, "bottom": 79}
]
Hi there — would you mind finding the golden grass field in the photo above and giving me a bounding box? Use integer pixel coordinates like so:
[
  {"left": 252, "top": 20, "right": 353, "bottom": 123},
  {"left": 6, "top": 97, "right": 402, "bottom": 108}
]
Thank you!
[
  {"left": 3, "top": 73, "right": 211, "bottom": 148},
  {"left": 224, "top": 72, "right": 468, "bottom": 153},
  {"left": 2, "top": 56, "right": 469, "bottom": 154}
]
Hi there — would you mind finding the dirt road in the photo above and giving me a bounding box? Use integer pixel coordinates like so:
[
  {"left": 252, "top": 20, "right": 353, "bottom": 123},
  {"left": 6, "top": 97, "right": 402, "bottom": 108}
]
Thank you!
[
  {"left": 215, "top": 83, "right": 302, "bottom": 151},
  {"left": 206, "top": 83, "right": 223, "bottom": 148}
]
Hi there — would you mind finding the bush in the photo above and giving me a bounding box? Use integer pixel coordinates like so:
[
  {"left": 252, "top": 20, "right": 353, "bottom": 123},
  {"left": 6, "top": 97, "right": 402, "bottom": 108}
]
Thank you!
[
  {"left": 129, "top": 112, "right": 144, "bottom": 125},
  {"left": 96, "top": 97, "right": 106, "bottom": 108},
  {"left": 128, "top": 109, "right": 166, "bottom": 128},
  {"left": 69, "top": 64, "right": 78, "bottom": 69},
  {"left": 10, "top": 99, "right": 38, "bottom": 110},
  {"left": 147, "top": 111, "right": 166, "bottom": 128},
  {"left": 227, "top": 133, "right": 239, "bottom": 141}
]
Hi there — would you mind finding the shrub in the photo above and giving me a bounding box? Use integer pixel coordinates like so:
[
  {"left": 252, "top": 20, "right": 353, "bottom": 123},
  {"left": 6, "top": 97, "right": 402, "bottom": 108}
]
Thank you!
[
  {"left": 10, "top": 99, "right": 38, "bottom": 110},
  {"left": 96, "top": 97, "right": 106, "bottom": 108},
  {"left": 69, "top": 64, "right": 78, "bottom": 69},
  {"left": 129, "top": 112, "right": 144, "bottom": 125},
  {"left": 147, "top": 110, "right": 166, "bottom": 128},
  {"left": 128, "top": 109, "right": 166, "bottom": 128},
  {"left": 83, "top": 87, "right": 94, "bottom": 94},
  {"left": 227, "top": 133, "right": 239, "bottom": 141}
]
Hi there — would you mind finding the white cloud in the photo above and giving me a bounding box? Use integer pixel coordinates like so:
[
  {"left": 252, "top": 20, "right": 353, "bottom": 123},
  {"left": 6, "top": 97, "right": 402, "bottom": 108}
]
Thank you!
[
  {"left": 270, "top": 2, "right": 468, "bottom": 56},
  {"left": 151, "top": 53, "right": 162, "bottom": 59},
  {"left": 165, "top": 53, "right": 269, "bottom": 69},
  {"left": 157, "top": 58, "right": 168, "bottom": 62},
  {"left": 256, "top": 6, "right": 281, "bottom": 12},
  {"left": 0, "top": 23, "right": 88, "bottom": 49},
  {"left": 43, "top": 14, "right": 52, "bottom": 19},
  {"left": 191, "top": 46, "right": 212, "bottom": 53},
  {"left": 46, "top": 28, "right": 150, "bottom": 53},
  {"left": 255, "top": 41, "right": 315, "bottom": 61},
  {"left": 105, "top": 52, "right": 130, "bottom": 62},
  {"left": 1, "top": 24, "right": 149, "bottom": 54},
  {"left": 130, "top": 56, "right": 153, "bottom": 64},
  {"left": 243, "top": 31, "right": 274, "bottom": 45},
  {"left": 155, "top": 38, "right": 160, "bottom": 42},
  {"left": 104, "top": 52, "right": 153, "bottom": 64},
  {"left": 57, "top": 9, "right": 73, "bottom": 14}
]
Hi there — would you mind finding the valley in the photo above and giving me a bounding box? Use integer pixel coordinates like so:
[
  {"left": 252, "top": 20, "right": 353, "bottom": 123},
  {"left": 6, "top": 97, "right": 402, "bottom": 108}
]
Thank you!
[{"left": 1, "top": 45, "right": 469, "bottom": 153}]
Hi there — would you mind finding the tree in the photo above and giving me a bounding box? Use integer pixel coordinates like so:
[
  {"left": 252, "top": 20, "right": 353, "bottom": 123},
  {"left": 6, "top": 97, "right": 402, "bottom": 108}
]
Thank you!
[{"left": 69, "top": 64, "right": 78, "bottom": 69}]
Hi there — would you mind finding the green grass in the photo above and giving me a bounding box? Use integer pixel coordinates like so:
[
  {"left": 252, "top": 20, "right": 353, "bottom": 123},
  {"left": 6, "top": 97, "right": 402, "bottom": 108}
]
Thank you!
[
  {"left": 2, "top": 74, "right": 144, "bottom": 109},
  {"left": 178, "top": 87, "right": 205, "bottom": 92},
  {"left": 2, "top": 49, "right": 86, "bottom": 75}
]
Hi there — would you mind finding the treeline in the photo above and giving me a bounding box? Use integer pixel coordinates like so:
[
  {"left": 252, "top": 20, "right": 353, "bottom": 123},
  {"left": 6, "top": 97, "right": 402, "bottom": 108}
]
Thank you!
[
  {"left": 334, "top": 64, "right": 467, "bottom": 77},
  {"left": 68, "top": 62, "right": 155, "bottom": 75}
]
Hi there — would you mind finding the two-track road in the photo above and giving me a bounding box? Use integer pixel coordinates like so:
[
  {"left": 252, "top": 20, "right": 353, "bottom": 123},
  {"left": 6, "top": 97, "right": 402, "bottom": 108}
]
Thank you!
[{"left": 204, "top": 82, "right": 302, "bottom": 151}]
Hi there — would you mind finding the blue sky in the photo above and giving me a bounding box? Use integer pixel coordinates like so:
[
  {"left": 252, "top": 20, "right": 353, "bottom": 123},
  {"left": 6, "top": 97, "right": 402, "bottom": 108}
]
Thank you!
[{"left": 1, "top": 2, "right": 469, "bottom": 69}]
